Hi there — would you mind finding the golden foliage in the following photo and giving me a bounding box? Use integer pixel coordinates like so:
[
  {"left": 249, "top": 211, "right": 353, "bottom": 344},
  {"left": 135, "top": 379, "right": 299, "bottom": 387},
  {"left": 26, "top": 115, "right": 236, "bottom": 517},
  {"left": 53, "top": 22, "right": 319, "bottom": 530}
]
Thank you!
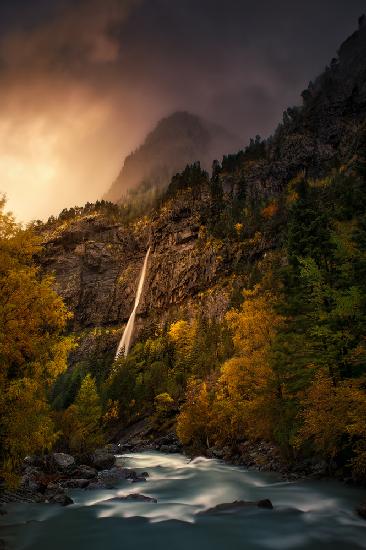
[
  {"left": 296, "top": 371, "right": 366, "bottom": 474},
  {"left": 0, "top": 198, "right": 73, "bottom": 481},
  {"left": 176, "top": 379, "right": 211, "bottom": 448},
  {"left": 234, "top": 222, "right": 244, "bottom": 235},
  {"left": 226, "top": 286, "right": 283, "bottom": 355},
  {"left": 102, "top": 399, "right": 120, "bottom": 426},
  {"left": 1, "top": 378, "right": 58, "bottom": 486},
  {"left": 168, "top": 319, "right": 197, "bottom": 359},
  {"left": 212, "top": 287, "right": 284, "bottom": 443},
  {"left": 176, "top": 287, "right": 284, "bottom": 450},
  {"left": 154, "top": 392, "right": 174, "bottom": 413},
  {"left": 261, "top": 202, "right": 278, "bottom": 219}
]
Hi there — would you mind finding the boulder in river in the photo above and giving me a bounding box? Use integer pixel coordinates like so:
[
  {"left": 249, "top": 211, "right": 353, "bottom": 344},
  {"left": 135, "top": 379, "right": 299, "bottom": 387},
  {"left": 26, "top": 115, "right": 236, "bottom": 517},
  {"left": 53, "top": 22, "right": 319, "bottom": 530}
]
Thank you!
[
  {"left": 199, "top": 499, "right": 274, "bottom": 514},
  {"left": 47, "top": 492, "right": 74, "bottom": 506},
  {"left": 257, "top": 499, "right": 274, "bottom": 509},
  {"left": 84, "top": 467, "right": 149, "bottom": 489},
  {"left": 131, "top": 476, "right": 147, "bottom": 483},
  {"left": 207, "top": 447, "right": 224, "bottom": 459},
  {"left": 90, "top": 451, "right": 116, "bottom": 470},
  {"left": 23, "top": 455, "right": 46, "bottom": 469},
  {"left": 20, "top": 467, "right": 46, "bottom": 493},
  {"left": 356, "top": 501, "right": 366, "bottom": 520},
  {"left": 103, "top": 494, "right": 157, "bottom": 503}
]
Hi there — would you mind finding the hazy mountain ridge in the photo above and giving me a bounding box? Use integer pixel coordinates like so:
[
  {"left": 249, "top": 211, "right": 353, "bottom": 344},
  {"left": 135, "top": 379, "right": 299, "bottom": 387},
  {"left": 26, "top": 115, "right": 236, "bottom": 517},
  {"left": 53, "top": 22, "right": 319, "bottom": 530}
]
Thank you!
[{"left": 104, "top": 111, "right": 241, "bottom": 203}]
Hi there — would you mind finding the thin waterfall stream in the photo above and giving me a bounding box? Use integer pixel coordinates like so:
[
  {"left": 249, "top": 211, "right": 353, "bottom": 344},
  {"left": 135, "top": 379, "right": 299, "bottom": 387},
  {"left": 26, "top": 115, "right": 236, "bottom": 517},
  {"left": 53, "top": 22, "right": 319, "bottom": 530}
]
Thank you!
[{"left": 115, "top": 247, "right": 151, "bottom": 358}]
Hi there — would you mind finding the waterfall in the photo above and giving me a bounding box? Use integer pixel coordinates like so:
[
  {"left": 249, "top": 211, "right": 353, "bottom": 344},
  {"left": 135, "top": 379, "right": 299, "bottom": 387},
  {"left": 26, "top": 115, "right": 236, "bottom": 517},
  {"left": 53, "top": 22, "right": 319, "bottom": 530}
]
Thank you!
[{"left": 115, "top": 247, "right": 151, "bottom": 359}]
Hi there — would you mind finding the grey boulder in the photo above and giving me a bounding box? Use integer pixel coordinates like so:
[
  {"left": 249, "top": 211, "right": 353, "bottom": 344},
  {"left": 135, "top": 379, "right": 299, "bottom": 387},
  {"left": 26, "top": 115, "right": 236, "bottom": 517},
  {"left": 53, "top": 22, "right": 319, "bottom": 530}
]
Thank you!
[
  {"left": 48, "top": 453, "right": 75, "bottom": 472},
  {"left": 91, "top": 452, "right": 116, "bottom": 471}
]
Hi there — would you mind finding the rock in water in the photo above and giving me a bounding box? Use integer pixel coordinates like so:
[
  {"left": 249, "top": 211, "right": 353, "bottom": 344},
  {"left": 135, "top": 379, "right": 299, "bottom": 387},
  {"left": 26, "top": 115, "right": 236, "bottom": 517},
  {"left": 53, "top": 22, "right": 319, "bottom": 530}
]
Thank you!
[
  {"left": 103, "top": 494, "right": 157, "bottom": 503},
  {"left": 91, "top": 452, "right": 116, "bottom": 470},
  {"left": 356, "top": 501, "right": 366, "bottom": 520},
  {"left": 48, "top": 493, "right": 74, "bottom": 506},
  {"left": 199, "top": 499, "right": 274, "bottom": 514},
  {"left": 257, "top": 499, "right": 274, "bottom": 509}
]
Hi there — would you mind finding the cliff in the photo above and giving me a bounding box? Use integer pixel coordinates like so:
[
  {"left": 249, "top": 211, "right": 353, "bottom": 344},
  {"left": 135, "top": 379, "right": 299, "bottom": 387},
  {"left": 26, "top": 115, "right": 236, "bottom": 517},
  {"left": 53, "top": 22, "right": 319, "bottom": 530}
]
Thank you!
[{"left": 40, "top": 192, "right": 259, "bottom": 361}]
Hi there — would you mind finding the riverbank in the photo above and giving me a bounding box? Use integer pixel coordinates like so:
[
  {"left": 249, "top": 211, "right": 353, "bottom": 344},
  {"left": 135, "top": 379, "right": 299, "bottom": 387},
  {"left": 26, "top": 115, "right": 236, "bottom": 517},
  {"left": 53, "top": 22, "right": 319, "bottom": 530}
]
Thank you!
[
  {"left": 115, "top": 421, "right": 360, "bottom": 484},
  {"left": 0, "top": 447, "right": 148, "bottom": 507}
]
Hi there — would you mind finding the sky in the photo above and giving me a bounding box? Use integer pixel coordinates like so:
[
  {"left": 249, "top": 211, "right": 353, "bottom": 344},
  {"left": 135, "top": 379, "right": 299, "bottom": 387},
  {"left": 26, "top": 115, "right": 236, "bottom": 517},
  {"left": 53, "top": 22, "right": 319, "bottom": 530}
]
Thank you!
[{"left": 0, "top": 0, "right": 365, "bottom": 222}]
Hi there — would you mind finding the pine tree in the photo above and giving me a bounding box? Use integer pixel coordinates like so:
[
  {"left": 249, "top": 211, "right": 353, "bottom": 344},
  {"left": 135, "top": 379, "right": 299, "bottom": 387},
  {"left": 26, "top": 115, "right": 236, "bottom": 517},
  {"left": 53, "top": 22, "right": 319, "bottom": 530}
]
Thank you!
[{"left": 61, "top": 374, "right": 104, "bottom": 454}]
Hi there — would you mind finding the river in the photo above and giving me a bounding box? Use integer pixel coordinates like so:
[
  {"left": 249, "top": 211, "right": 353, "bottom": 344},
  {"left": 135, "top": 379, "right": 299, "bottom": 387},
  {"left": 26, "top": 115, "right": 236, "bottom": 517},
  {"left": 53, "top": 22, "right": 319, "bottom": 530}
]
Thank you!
[{"left": 1, "top": 451, "right": 365, "bottom": 549}]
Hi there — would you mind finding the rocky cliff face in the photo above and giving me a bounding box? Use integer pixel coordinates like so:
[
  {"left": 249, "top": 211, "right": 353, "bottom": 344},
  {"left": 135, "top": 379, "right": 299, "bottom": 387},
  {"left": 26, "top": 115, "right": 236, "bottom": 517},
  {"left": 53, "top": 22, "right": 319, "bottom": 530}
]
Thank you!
[
  {"left": 40, "top": 20, "right": 366, "bottom": 362},
  {"left": 223, "top": 18, "right": 366, "bottom": 203},
  {"left": 40, "top": 191, "right": 262, "bottom": 359}
]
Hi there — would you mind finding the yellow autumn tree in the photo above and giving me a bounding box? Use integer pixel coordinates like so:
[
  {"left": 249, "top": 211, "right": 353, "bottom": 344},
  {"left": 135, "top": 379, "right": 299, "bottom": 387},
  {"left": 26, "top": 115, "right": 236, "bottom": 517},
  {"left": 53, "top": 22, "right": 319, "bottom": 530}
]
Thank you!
[
  {"left": 295, "top": 370, "right": 366, "bottom": 476},
  {"left": 0, "top": 198, "right": 73, "bottom": 484},
  {"left": 176, "top": 379, "right": 212, "bottom": 450},
  {"left": 212, "top": 286, "right": 284, "bottom": 444},
  {"left": 168, "top": 319, "right": 197, "bottom": 360}
]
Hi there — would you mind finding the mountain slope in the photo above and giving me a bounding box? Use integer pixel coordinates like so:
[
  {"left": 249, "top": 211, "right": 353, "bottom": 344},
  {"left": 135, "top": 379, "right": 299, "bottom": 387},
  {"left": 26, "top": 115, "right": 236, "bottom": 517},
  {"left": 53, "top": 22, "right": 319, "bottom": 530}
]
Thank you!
[
  {"left": 104, "top": 111, "right": 240, "bottom": 203},
  {"left": 216, "top": 15, "right": 366, "bottom": 205},
  {"left": 41, "top": 18, "right": 366, "bottom": 356},
  {"left": 38, "top": 18, "right": 366, "bottom": 477}
]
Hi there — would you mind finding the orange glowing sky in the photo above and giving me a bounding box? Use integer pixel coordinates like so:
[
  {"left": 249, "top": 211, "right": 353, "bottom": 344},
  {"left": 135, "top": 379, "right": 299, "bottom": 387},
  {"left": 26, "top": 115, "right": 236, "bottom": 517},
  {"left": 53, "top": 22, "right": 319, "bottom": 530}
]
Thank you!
[
  {"left": 0, "top": 0, "right": 364, "bottom": 222},
  {"left": 0, "top": 82, "right": 162, "bottom": 222}
]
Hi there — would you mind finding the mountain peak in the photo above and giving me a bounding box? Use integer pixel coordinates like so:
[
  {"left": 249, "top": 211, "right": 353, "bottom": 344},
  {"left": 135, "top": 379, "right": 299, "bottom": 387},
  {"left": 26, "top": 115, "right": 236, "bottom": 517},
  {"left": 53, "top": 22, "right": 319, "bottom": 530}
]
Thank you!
[{"left": 104, "top": 111, "right": 240, "bottom": 203}]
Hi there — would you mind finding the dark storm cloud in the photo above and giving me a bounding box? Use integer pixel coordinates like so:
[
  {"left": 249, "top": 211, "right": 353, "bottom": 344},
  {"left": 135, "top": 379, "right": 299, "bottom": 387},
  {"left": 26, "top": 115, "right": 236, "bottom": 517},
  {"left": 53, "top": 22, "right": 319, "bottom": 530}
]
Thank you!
[
  {"left": 115, "top": 0, "right": 366, "bottom": 136},
  {"left": 0, "top": 0, "right": 364, "bottom": 221}
]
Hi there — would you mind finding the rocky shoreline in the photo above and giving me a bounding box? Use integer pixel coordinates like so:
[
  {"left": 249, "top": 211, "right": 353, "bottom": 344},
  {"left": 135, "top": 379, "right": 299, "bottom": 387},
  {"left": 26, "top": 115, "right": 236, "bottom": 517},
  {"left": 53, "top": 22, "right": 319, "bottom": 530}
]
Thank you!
[
  {"left": 117, "top": 430, "right": 343, "bottom": 483},
  {"left": 0, "top": 447, "right": 148, "bottom": 507}
]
